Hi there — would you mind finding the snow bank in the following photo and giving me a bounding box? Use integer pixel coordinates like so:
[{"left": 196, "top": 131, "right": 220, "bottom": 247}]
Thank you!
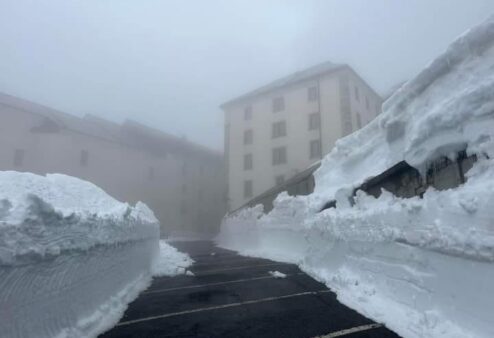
[
  {"left": 0, "top": 171, "right": 190, "bottom": 338},
  {"left": 218, "top": 14, "right": 494, "bottom": 338},
  {"left": 152, "top": 240, "right": 194, "bottom": 277}
]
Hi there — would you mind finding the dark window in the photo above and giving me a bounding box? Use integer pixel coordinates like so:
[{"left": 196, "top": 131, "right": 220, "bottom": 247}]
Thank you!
[
  {"left": 244, "top": 105, "right": 252, "bottom": 120},
  {"left": 182, "top": 183, "right": 187, "bottom": 194},
  {"left": 272, "top": 96, "right": 285, "bottom": 112},
  {"left": 244, "top": 180, "right": 253, "bottom": 198},
  {"left": 365, "top": 96, "right": 370, "bottom": 110},
  {"left": 356, "top": 112, "right": 362, "bottom": 129},
  {"left": 308, "top": 86, "right": 319, "bottom": 101},
  {"left": 272, "top": 147, "right": 287, "bottom": 165},
  {"left": 180, "top": 201, "right": 187, "bottom": 215},
  {"left": 244, "top": 129, "right": 253, "bottom": 145},
  {"left": 344, "top": 121, "right": 353, "bottom": 135},
  {"left": 80, "top": 150, "right": 89, "bottom": 167},
  {"left": 272, "top": 121, "right": 287, "bottom": 138},
  {"left": 148, "top": 167, "right": 155, "bottom": 181},
  {"left": 275, "top": 175, "right": 285, "bottom": 186},
  {"left": 182, "top": 162, "right": 188, "bottom": 175},
  {"left": 308, "top": 113, "right": 320, "bottom": 130},
  {"left": 13, "top": 149, "right": 25, "bottom": 167},
  {"left": 310, "top": 139, "right": 322, "bottom": 159},
  {"left": 244, "top": 153, "right": 253, "bottom": 170},
  {"left": 354, "top": 86, "right": 360, "bottom": 101}
]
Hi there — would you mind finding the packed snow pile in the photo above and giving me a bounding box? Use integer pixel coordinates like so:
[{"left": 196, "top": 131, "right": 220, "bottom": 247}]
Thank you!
[
  {"left": 0, "top": 171, "right": 191, "bottom": 338},
  {"left": 152, "top": 239, "right": 194, "bottom": 277},
  {"left": 218, "top": 15, "right": 494, "bottom": 338}
]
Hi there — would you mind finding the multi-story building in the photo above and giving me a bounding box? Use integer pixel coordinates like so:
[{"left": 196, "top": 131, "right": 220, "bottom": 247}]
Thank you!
[
  {"left": 0, "top": 92, "right": 226, "bottom": 237},
  {"left": 222, "top": 61, "right": 382, "bottom": 211}
]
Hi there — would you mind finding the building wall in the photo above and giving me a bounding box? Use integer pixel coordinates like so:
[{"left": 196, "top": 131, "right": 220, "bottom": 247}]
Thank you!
[
  {"left": 0, "top": 103, "right": 226, "bottom": 237},
  {"left": 224, "top": 67, "right": 382, "bottom": 211}
]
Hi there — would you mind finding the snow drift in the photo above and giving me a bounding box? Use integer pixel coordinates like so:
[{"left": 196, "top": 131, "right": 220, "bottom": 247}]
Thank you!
[
  {"left": 218, "top": 15, "right": 494, "bottom": 338},
  {"left": 0, "top": 171, "right": 191, "bottom": 338}
]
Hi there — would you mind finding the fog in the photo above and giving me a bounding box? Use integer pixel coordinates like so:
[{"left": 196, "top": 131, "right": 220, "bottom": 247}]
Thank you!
[{"left": 1, "top": 0, "right": 493, "bottom": 150}]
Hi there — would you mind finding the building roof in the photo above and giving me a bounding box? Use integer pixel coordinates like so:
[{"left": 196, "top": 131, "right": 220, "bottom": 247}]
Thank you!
[
  {"left": 0, "top": 91, "right": 222, "bottom": 160},
  {"left": 221, "top": 61, "right": 345, "bottom": 108}
]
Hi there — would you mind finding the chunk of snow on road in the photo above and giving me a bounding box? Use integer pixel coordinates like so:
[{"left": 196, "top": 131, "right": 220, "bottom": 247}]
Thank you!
[
  {"left": 0, "top": 171, "right": 186, "bottom": 338},
  {"left": 218, "top": 14, "right": 494, "bottom": 338},
  {"left": 185, "top": 270, "right": 195, "bottom": 276},
  {"left": 152, "top": 240, "right": 193, "bottom": 277},
  {"left": 269, "top": 271, "right": 287, "bottom": 278}
]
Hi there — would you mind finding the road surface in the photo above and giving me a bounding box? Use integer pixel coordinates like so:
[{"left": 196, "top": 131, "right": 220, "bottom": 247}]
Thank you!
[{"left": 101, "top": 241, "right": 401, "bottom": 338}]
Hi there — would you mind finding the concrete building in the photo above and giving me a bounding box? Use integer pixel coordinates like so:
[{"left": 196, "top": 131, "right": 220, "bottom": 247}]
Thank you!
[
  {"left": 222, "top": 61, "right": 382, "bottom": 211},
  {"left": 0, "top": 92, "right": 226, "bottom": 237}
]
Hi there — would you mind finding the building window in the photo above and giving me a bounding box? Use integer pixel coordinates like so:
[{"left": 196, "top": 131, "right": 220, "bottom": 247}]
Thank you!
[
  {"left": 344, "top": 121, "right": 353, "bottom": 135},
  {"left": 272, "top": 121, "right": 287, "bottom": 138},
  {"left": 272, "top": 96, "right": 285, "bottom": 112},
  {"left": 376, "top": 103, "right": 381, "bottom": 116},
  {"left": 365, "top": 96, "right": 370, "bottom": 110},
  {"left": 13, "top": 149, "right": 25, "bottom": 167},
  {"left": 180, "top": 201, "right": 187, "bottom": 215},
  {"left": 80, "top": 150, "right": 89, "bottom": 167},
  {"left": 182, "top": 183, "right": 187, "bottom": 194},
  {"left": 244, "top": 153, "right": 253, "bottom": 170},
  {"left": 244, "top": 180, "right": 253, "bottom": 199},
  {"left": 272, "top": 146, "right": 287, "bottom": 165},
  {"left": 308, "top": 113, "right": 320, "bottom": 130},
  {"left": 244, "top": 105, "right": 252, "bottom": 120},
  {"left": 244, "top": 129, "right": 253, "bottom": 145},
  {"left": 182, "top": 162, "right": 188, "bottom": 175},
  {"left": 310, "top": 139, "right": 322, "bottom": 159},
  {"left": 308, "top": 86, "right": 319, "bottom": 101},
  {"left": 148, "top": 166, "right": 155, "bottom": 181},
  {"left": 275, "top": 175, "right": 285, "bottom": 186},
  {"left": 356, "top": 112, "right": 362, "bottom": 129},
  {"left": 354, "top": 86, "right": 360, "bottom": 101}
]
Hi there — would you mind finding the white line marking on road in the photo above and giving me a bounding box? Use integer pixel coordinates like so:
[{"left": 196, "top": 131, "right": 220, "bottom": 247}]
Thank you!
[
  {"left": 314, "top": 323, "right": 383, "bottom": 337},
  {"left": 193, "top": 262, "right": 287, "bottom": 275},
  {"left": 117, "top": 290, "right": 332, "bottom": 327},
  {"left": 143, "top": 272, "right": 306, "bottom": 295}
]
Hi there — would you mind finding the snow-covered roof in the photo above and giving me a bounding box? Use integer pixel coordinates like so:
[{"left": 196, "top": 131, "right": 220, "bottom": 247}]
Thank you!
[{"left": 221, "top": 61, "right": 345, "bottom": 108}]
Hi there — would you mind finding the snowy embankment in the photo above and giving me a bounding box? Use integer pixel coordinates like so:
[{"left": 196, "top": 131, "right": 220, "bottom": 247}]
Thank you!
[
  {"left": 218, "top": 15, "right": 494, "bottom": 338},
  {"left": 0, "top": 172, "right": 192, "bottom": 338}
]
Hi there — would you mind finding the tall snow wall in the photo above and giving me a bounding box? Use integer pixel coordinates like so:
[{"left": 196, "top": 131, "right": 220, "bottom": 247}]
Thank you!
[
  {"left": 218, "top": 14, "right": 494, "bottom": 338},
  {"left": 0, "top": 172, "right": 160, "bottom": 338}
]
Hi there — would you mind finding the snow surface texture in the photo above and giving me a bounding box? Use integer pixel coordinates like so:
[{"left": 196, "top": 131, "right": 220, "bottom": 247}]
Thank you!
[
  {"left": 269, "top": 271, "right": 287, "bottom": 279},
  {"left": 0, "top": 171, "right": 191, "bottom": 338},
  {"left": 218, "top": 15, "right": 494, "bottom": 338},
  {"left": 152, "top": 240, "right": 194, "bottom": 277}
]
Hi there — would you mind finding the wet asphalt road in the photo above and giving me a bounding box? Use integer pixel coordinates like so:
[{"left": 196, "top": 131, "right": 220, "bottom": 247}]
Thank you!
[{"left": 100, "top": 241, "right": 401, "bottom": 338}]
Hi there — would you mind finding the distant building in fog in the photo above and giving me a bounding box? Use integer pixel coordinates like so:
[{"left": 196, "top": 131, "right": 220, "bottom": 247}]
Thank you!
[
  {"left": 222, "top": 61, "right": 383, "bottom": 211},
  {"left": 0, "top": 92, "right": 226, "bottom": 237}
]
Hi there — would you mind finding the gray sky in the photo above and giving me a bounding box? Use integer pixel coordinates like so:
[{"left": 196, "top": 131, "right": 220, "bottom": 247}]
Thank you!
[{"left": 0, "top": 0, "right": 493, "bottom": 150}]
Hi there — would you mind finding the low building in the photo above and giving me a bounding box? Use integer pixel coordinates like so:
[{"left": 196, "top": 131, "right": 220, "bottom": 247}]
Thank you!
[
  {"left": 0, "top": 92, "right": 226, "bottom": 237},
  {"left": 222, "top": 61, "right": 383, "bottom": 211}
]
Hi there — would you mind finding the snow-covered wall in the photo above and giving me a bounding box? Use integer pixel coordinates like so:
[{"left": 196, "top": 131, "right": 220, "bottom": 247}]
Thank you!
[
  {"left": 218, "top": 14, "right": 494, "bottom": 338},
  {"left": 0, "top": 171, "right": 189, "bottom": 338}
]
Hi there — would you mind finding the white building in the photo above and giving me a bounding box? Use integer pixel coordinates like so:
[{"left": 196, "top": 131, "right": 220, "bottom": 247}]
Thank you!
[
  {"left": 0, "top": 92, "right": 226, "bottom": 237},
  {"left": 222, "top": 62, "right": 382, "bottom": 211}
]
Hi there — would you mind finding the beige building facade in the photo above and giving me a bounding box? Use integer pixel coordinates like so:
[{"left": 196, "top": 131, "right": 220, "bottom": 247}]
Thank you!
[
  {"left": 222, "top": 62, "right": 382, "bottom": 211},
  {"left": 0, "top": 92, "right": 226, "bottom": 238}
]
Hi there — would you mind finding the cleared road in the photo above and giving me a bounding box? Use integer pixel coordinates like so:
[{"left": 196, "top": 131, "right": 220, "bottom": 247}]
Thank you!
[{"left": 101, "top": 241, "right": 401, "bottom": 338}]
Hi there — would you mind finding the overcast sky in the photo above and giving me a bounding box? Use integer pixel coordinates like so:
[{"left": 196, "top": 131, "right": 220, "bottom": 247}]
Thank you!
[{"left": 0, "top": 0, "right": 493, "bottom": 150}]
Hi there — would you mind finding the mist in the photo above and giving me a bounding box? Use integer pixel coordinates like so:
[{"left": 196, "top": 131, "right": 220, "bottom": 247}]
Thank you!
[{"left": 1, "top": 0, "right": 493, "bottom": 150}]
